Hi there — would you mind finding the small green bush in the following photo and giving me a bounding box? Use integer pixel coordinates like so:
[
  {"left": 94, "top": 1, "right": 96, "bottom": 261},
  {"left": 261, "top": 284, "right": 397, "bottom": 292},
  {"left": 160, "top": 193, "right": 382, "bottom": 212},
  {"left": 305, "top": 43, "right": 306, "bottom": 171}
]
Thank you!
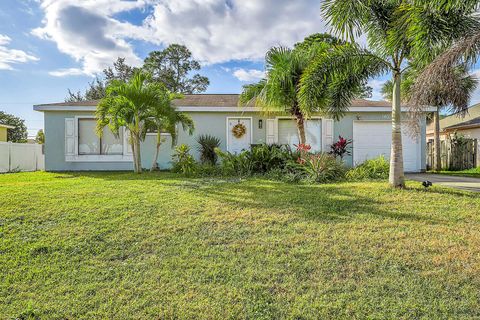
[
  {"left": 171, "top": 144, "right": 197, "bottom": 176},
  {"left": 292, "top": 152, "right": 346, "bottom": 183},
  {"left": 196, "top": 134, "right": 221, "bottom": 165},
  {"left": 346, "top": 156, "right": 389, "bottom": 181}
]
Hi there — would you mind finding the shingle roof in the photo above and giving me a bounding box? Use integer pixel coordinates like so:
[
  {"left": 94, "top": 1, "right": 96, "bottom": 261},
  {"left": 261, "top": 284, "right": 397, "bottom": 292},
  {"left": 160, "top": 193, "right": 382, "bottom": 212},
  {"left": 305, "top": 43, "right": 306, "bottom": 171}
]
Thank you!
[
  {"left": 34, "top": 94, "right": 392, "bottom": 108},
  {"left": 444, "top": 116, "right": 480, "bottom": 130}
]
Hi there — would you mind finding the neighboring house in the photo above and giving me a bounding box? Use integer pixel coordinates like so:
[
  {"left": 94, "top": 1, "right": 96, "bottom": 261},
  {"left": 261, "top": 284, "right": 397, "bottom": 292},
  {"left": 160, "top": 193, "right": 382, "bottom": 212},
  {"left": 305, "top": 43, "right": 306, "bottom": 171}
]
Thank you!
[
  {"left": 33, "top": 94, "right": 432, "bottom": 172},
  {"left": 426, "top": 103, "right": 480, "bottom": 141},
  {"left": 0, "top": 123, "right": 14, "bottom": 142}
]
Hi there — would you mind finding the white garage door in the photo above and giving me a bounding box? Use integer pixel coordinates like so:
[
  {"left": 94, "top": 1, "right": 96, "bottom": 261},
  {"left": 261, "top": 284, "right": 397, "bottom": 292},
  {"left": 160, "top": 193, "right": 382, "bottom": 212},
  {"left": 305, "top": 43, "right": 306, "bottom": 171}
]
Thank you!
[
  {"left": 278, "top": 119, "right": 322, "bottom": 152},
  {"left": 353, "top": 121, "right": 421, "bottom": 172}
]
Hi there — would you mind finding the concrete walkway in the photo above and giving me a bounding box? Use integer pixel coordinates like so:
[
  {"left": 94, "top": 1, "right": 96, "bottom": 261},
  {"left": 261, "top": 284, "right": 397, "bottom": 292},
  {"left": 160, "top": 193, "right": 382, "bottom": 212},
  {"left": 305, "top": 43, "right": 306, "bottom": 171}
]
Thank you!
[{"left": 406, "top": 173, "right": 480, "bottom": 192}]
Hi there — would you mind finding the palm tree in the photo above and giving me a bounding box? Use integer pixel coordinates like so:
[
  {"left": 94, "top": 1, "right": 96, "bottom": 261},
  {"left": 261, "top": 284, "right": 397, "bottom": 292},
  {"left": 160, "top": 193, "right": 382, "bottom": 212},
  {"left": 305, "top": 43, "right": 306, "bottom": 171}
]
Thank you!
[
  {"left": 96, "top": 71, "right": 170, "bottom": 173},
  {"left": 383, "top": 66, "right": 477, "bottom": 171},
  {"left": 145, "top": 94, "right": 194, "bottom": 171},
  {"left": 239, "top": 35, "right": 369, "bottom": 145},
  {"left": 239, "top": 47, "right": 312, "bottom": 144},
  {"left": 300, "top": 0, "right": 478, "bottom": 187}
]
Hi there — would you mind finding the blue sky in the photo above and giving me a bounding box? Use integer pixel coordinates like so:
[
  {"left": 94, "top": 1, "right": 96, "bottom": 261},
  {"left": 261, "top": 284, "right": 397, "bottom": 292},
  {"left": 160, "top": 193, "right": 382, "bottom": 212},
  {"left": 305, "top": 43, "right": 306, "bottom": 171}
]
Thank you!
[{"left": 0, "top": 0, "right": 479, "bottom": 136}]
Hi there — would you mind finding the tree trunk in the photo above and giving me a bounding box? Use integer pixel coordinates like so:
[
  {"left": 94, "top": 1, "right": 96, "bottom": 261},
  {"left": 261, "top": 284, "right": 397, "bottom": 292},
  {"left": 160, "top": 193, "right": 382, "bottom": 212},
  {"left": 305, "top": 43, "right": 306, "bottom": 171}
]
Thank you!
[
  {"left": 135, "top": 135, "right": 142, "bottom": 174},
  {"left": 130, "top": 131, "right": 138, "bottom": 173},
  {"left": 389, "top": 71, "right": 405, "bottom": 188},
  {"left": 433, "top": 110, "right": 442, "bottom": 171},
  {"left": 295, "top": 113, "right": 307, "bottom": 145},
  {"left": 151, "top": 132, "right": 161, "bottom": 172}
]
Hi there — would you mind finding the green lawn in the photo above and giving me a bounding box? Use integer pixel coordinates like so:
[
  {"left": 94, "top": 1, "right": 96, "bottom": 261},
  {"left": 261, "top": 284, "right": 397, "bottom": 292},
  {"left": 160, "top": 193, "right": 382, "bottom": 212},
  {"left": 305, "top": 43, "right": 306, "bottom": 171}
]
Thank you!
[
  {"left": 2, "top": 172, "right": 480, "bottom": 319},
  {"left": 433, "top": 167, "right": 480, "bottom": 178}
]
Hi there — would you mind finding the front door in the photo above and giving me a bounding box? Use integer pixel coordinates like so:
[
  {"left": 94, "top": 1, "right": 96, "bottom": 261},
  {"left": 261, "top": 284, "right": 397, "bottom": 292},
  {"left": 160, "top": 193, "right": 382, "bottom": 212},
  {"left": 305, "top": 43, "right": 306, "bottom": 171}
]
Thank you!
[{"left": 227, "top": 118, "right": 252, "bottom": 154}]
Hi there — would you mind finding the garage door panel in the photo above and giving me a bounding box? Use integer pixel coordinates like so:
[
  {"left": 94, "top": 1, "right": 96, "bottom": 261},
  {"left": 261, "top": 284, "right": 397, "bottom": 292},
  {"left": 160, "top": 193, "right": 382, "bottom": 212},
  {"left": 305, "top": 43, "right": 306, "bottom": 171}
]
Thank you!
[{"left": 353, "top": 121, "right": 421, "bottom": 172}]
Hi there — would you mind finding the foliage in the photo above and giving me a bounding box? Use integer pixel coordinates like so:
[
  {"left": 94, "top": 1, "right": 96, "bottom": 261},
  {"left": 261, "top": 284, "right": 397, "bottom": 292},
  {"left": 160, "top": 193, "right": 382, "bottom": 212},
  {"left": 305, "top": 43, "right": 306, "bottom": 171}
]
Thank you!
[
  {"left": 96, "top": 71, "right": 168, "bottom": 173},
  {"left": 196, "top": 135, "right": 221, "bottom": 165},
  {"left": 329, "top": 136, "right": 352, "bottom": 159},
  {"left": 239, "top": 34, "right": 363, "bottom": 145},
  {"left": 144, "top": 91, "right": 195, "bottom": 171},
  {"left": 215, "top": 144, "right": 297, "bottom": 177},
  {"left": 143, "top": 44, "right": 209, "bottom": 94},
  {"left": 346, "top": 156, "right": 390, "bottom": 181},
  {"left": 65, "top": 58, "right": 136, "bottom": 102},
  {"left": 0, "top": 111, "right": 27, "bottom": 142},
  {"left": 312, "top": 0, "right": 478, "bottom": 187},
  {"left": 171, "top": 144, "right": 197, "bottom": 176},
  {"left": 292, "top": 144, "right": 345, "bottom": 183},
  {"left": 35, "top": 129, "right": 45, "bottom": 144}
]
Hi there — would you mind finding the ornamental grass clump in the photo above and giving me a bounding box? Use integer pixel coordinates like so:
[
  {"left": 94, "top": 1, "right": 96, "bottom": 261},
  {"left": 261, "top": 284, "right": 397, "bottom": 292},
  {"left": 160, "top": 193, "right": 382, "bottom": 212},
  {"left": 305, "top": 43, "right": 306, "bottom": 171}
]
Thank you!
[{"left": 346, "top": 156, "right": 389, "bottom": 181}]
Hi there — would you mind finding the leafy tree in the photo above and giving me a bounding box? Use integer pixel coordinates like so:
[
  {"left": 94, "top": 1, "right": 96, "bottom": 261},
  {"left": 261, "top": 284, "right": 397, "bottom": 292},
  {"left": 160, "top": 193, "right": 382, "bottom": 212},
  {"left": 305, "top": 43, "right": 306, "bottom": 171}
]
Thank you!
[
  {"left": 35, "top": 129, "right": 45, "bottom": 144},
  {"left": 65, "top": 58, "right": 136, "bottom": 102},
  {"left": 144, "top": 92, "right": 194, "bottom": 171},
  {"left": 300, "top": 0, "right": 477, "bottom": 187},
  {"left": 0, "top": 111, "right": 27, "bottom": 142},
  {"left": 143, "top": 44, "right": 209, "bottom": 94},
  {"left": 96, "top": 71, "right": 167, "bottom": 173},
  {"left": 295, "top": 33, "right": 373, "bottom": 99}
]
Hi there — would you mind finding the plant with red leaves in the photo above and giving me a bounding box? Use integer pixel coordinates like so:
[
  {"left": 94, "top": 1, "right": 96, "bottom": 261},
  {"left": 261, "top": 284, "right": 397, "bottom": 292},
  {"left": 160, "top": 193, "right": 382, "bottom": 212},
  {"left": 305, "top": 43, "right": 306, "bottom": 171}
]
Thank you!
[{"left": 329, "top": 136, "right": 352, "bottom": 160}]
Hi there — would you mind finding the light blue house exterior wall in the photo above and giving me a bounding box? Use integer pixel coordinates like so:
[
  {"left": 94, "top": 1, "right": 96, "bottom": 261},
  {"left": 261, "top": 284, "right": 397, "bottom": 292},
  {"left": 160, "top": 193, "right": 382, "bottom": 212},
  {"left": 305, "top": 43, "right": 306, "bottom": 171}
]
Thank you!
[{"left": 42, "top": 109, "right": 427, "bottom": 171}]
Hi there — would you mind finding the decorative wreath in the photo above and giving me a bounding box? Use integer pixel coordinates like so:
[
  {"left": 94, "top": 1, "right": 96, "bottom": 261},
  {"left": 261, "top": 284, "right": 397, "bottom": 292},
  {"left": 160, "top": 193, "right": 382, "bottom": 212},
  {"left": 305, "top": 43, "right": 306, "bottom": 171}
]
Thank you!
[{"left": 232, "top": 123, "right": 247, "bottom": 139}]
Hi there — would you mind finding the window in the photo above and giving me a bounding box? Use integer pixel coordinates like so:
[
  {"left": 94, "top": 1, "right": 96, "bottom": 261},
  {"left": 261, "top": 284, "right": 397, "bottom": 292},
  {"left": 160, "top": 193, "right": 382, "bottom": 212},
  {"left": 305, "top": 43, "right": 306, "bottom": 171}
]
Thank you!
[{"left": 78, "top": 119, "right": 123, "bottom": 155}]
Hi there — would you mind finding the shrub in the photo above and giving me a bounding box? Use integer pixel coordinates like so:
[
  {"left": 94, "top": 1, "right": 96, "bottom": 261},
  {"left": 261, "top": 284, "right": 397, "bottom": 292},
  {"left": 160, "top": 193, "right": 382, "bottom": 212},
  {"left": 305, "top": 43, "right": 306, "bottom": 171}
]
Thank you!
[
  {"left": 171, "top": 144, "right": 197, "bottom": 176},
  {"left": 196, "top": 134, "right": 221, "bottom": 165},
  {"left": 329, "top": 136, "right": 352, "bottom": 159},
  {"left": 215, "top": 144, "right": 296, "bottom": 176},
  {"left": 346, "top": 156, "right": 389, "bottom": 181},
  {"left": 292, "top": 150, "right": 345, "bottom": 183}
]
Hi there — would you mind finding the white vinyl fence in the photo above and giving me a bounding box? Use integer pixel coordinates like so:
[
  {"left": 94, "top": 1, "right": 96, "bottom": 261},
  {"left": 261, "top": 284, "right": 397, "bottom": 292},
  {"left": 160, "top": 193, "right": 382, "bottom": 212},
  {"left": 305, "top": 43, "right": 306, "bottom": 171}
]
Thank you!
[{"left": 0, "top": 142, "right": 45, "bottom": 173}]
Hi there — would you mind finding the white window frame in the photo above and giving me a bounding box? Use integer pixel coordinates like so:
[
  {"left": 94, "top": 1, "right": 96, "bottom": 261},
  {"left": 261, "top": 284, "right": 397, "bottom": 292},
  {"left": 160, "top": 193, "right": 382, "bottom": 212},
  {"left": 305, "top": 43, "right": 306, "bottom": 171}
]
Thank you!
[
  {"left": 65, "top": 116, "right": 133, "bottom": 162},
  {"left": 274, "top": 116, "right": 324, "bottom": 150},
  {"left": 226, "top": 117, "right": 253, "bottom": 153}
]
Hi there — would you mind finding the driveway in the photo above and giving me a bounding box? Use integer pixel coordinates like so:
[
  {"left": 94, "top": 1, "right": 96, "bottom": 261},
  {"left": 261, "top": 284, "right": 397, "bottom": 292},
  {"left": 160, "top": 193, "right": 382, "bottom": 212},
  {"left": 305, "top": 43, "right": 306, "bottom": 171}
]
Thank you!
[{"left": 406, "top": 173, "right": 480, "bottom": 192}]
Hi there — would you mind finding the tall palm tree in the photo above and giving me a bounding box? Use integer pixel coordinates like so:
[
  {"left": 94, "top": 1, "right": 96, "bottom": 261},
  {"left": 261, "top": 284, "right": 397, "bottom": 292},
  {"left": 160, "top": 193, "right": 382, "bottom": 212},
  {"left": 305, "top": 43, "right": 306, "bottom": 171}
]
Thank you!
[
  {"left": 145, "top": 93, "right": 194, "bottom": 171},
  {"left": 384, "top": 66, "right": 477, "bottom": 171},
  {"left": 239, "top": 47, "right": 312, "bottom": 144},
  {"left": 239, "top": 36, "right": 369, "bottom": 145},
  {"left": 300, "top": 0, "right": 478, "bottom": 187},
  {"left": 96, "top": 71, "right": 169, "bottom": 173}
]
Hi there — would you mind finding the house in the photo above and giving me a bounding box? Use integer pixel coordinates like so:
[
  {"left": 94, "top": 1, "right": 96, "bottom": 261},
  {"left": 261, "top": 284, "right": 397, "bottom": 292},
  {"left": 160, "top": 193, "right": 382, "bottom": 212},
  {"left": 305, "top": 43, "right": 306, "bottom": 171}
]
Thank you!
[
  {"left": 426, "top": 103, "right": 480, "bottom": 141},
  {"left": 33, "top": 94, "right": 432, "bottom": 172},
  {"left": 0, "top": 123, "right": 14, "bottom": 142}
]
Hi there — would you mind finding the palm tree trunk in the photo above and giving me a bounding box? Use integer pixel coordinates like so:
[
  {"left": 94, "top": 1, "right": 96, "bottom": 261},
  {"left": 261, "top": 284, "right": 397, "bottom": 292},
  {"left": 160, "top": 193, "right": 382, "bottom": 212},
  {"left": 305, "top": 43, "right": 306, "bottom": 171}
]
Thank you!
[
  {"left": 151, "top": 132, "right": 162, "bottom": 172},
  {"left": 134, "top": 135, "right": 142, "bottom": 174},
  {"left": 389, "top": 71, "right": 405, "bottom": 188},
  {"left": 130, "top": 131, "right": 139, "bottom": 173},
  {"left": 433, "top": 110, "right": 442, "bottom": 171},
  {"left": 295, "top": 112, "right": 307, "bottom": 145}
]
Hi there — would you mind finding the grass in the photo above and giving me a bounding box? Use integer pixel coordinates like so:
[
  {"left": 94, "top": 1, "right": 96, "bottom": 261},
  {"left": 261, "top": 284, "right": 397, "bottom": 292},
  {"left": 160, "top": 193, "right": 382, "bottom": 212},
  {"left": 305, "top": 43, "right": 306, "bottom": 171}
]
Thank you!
[
  {"left": 1, "top": 172, "right": 480, "bottom": 319},
  {"left": 432, "top": 167, "right": 480, "bottom": 178}
]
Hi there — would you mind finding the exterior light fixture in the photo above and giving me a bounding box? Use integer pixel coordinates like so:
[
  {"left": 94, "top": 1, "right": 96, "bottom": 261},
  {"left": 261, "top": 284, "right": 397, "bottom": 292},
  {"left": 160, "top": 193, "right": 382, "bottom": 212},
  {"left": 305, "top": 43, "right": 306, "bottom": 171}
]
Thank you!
[{"left": 259, "top": 119, "right": 263, "bottom": 129}]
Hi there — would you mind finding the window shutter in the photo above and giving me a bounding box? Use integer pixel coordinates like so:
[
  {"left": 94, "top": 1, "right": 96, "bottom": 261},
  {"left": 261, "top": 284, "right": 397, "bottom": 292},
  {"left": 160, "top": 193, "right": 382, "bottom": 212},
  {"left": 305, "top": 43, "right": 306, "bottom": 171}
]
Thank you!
[
  {"left": 65, "top": 118, "right": 75, "bottom": 156},
  {"left": 322, "top": 119, "right": 334, "bottom": 151},
  {"left": 266, "top": 119, "right": 276, "bottom": 144},
  {"left": 123, "top": 128, "right": 133, "bottom": 156}
]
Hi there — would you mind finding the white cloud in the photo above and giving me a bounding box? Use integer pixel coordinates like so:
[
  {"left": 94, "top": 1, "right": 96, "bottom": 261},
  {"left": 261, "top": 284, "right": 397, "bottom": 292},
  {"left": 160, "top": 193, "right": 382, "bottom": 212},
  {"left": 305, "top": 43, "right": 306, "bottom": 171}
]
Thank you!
[
  {"left": 233, "top": 68, "right": 265, "bottom": 82},
  {"left": 143, "top": 0, "right": 327, "bottom": 64},
  {"left": 33, "top": 0, "right": 330, "bottom": 75},
  {"left": 32, "top": 0, "right": 150, "bottom": 76},
  {"left": 0, "top": 34, "right": 39, "bottom": 70}
]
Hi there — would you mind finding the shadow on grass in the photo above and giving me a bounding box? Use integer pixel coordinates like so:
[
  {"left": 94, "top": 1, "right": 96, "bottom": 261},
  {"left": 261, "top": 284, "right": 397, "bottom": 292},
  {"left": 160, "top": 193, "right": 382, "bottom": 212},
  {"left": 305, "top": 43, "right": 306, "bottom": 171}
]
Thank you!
[{"left": 51, "top": 172, "right": 462, "bottom": 224}]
